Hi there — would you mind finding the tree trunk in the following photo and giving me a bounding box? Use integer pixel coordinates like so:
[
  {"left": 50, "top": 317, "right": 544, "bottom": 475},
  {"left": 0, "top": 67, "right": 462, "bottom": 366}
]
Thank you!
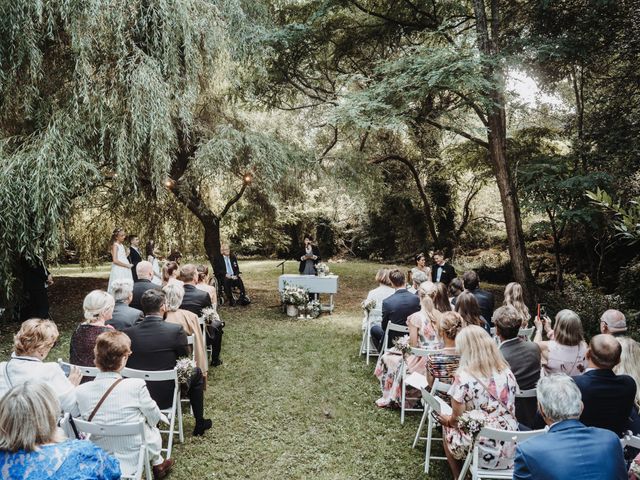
[{"left": 202, "top": 214, "right": 221, "bottom": 268}]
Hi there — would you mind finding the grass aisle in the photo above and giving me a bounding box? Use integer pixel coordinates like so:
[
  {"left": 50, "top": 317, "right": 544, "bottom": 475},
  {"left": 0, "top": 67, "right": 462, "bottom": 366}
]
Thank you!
[{"left": 6, "top": 260, "right": 450, "bottom": 479}]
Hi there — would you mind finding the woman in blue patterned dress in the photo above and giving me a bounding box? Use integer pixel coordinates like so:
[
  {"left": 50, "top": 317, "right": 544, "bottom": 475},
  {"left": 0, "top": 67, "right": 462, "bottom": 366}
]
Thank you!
[{"left": 0, "top": 382, "right": 120, "bottom": 480}]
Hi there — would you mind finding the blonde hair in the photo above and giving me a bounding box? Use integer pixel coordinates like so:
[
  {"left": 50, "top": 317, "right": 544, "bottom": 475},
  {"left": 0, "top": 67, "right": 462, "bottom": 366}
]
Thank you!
[
  {"left": 456, "top": 325, "right": 509, "bottom": 378},
  {"left": 553, "top": 309, "right": 584, "bottom": 347},
  {"left": 375, "top": 269, "right": 389, "bottom": 285},
  {"left": 503, "top": 282, "right": 530, "bottom": 327},
  {"left": 14, "top": 319, "right": 59, "bottom": 356},
  {"left": 614, "top": 337, "right": 640, "bottom": 408},
  {"left": 419, "top": 290, "right": 442, "bottom": 339},
  {"left": 162, "top": 283, "right": 185, "bottom": 312},
  {"left": 0, "top": 382, "right": 63, "bottom": 452},
  {"left": 83, "top": 290, "right": 115, "bottom": 323},
  {"left": 439, "top": 312, "right": 464, "bottom": 341}
]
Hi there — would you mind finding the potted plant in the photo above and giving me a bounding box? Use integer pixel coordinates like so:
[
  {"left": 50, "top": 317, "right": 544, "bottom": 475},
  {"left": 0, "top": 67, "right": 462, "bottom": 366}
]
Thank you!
[{"left": 281, "top": 283, "right": 309, "bottom": 317}]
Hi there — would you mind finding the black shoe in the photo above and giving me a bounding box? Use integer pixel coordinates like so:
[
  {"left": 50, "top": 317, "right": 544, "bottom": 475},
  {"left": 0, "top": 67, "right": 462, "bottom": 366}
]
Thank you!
[
  {"left": 193, "top": 418, "right": 212, "bottom": 436},
  {"left": 210, "top": 358, "right": 223, "bottom": 367}
]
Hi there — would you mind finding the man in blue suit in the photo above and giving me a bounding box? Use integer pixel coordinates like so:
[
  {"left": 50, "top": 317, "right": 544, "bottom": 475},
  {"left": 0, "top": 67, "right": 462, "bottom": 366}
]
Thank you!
[
  {"left": 370, "top": 269, "right": 420, "bottom": 352},
  {"left": 513, "top": 374, "right": 627, "bottom": 480}
]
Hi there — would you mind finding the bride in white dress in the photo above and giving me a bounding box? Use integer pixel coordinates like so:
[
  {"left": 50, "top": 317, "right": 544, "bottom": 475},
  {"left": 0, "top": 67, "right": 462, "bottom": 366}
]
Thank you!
[{"left": 108, "top": 228, "right": 133, "bottom": 293}]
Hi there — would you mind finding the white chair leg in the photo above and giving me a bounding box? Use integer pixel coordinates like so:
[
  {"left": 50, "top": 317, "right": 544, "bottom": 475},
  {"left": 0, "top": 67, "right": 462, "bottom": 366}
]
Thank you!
[
  {"left": 425, "top": 413, "right": 434, "bottom": 473},
  {"left": 177, "top": 396, "right": 184, "bottom": 443},
  {"left": 400, "top": 362, "right": 406, "bottom": 424},
  {"left": 413, "top": 406, "right": 429, "bottom": 448},
  {"left": 458, "top": 450, "right": 472, "bottom": 480}
]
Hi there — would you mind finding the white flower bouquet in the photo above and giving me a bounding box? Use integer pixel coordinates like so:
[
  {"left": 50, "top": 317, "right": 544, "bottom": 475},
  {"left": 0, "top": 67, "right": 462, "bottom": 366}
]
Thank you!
[
  {"left": 361, "top": 299, "right": 376, "bottom": 312},
  {"left": 316, "top": 263, "right": 330, "bottom": 276},
  {"left": 306, "top": 300, "right": 322, "bottom": 318},
  {"left": 281, "top": 282, "right": 309, "bottom": 306},
  {"left": 393, "top": 335, "right": 412, "bottom": 357},
  {"left": 201, "top": 306, "right": 220, "bottom": 325},
  {"left": 457, "top": 409, "right": 487, "bottom": 439},
  {"left": 176, "top": 357, "right": 196, "bottom": 385}
]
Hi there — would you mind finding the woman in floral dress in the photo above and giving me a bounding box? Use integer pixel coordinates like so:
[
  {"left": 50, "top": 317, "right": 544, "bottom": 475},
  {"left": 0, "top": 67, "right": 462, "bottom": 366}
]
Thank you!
[
  {"left": 435, "top": 325, "right": 519, "bottom": 478},
  {"left": 374, "top": 287, "right": 442, "bottom": 407}
]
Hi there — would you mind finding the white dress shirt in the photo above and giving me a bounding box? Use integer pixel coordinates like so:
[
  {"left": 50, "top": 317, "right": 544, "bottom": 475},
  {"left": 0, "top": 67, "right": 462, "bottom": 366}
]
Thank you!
[
  {"left": 75, "top": 371, "right": 165, "bottom": 474},
  {"left": 0, "top": 353, "right": 79, "bottom": 416}
]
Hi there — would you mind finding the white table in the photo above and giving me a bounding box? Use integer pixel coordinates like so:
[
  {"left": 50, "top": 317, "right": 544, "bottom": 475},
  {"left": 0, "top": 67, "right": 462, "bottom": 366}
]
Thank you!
[{"left": 278, "top": 274, "right": 339, "bottom": 313}]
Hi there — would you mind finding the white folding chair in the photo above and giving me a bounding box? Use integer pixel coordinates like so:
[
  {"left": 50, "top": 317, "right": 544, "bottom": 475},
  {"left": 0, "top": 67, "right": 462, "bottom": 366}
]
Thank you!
[
  {"left": 458, "top": 426, "right": 546, "bottom": 479},
  {"left": 198, "top": 316, "right": 213, "bottom": 363},
  {"left": 519, "top": 326, "right": 535, "bottom": 340},
  {"left": 515, "top": 387, "right": 537, "bottom": 398},
  {"left": 413, "top": 379, "right": 452, "bottom": 448},
  {"left": 58, "top": 359, "right": 100, "bottom": 378},
  {"left": 381, "top": 323, "right": 410, "bottom": 354},
  {"left": 359, "top": 309, "right": 381, "bottom": 364},
  {"left": 622, "top": 433, "right": 640, "bottom": 449},
  {"left": 399, "top": 347, "right": 438, "bottom": 424},
  {"left": 416, "top": 385, "right": 453, "bottom": 474},
  {"left": 187, "top": 335, "right": 196, "bottom": 361},
  {"left": 121, "top": 367, "right": 182, "bottom": 458},
  {"left": 72, "top": 418, "right": 152, "bottom": 480}
]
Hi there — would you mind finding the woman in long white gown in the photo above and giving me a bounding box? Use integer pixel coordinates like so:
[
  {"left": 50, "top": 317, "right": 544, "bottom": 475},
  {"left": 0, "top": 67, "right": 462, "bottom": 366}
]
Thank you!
[
  {"left": 107, "top": 228, "right": 133, "bottom": 293},
  {"left": 146, "top": 240, "right": 163, "bottom": 286}
]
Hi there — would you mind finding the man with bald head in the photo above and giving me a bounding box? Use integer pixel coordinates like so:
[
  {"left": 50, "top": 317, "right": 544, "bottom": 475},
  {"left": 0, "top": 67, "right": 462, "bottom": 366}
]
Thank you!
[
  {"left": 130, "top": 261, "right": 161, "bottom": 310},
  {"left": 573, "top": 333, "right": 636, "bottom": 436},
  {"left": 600, "top": 309, "right": 627, "bottom": 337}
]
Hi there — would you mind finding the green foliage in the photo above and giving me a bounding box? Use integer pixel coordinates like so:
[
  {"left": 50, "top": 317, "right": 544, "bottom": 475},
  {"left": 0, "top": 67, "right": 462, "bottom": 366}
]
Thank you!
[{"left": 587, "top": 188, "right": 640, "bottom": 245}]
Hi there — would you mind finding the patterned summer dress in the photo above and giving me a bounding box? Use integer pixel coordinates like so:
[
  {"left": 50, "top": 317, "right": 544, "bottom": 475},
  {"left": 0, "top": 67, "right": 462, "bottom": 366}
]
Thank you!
[{"left": 445, "top": 368, "right": 519, "bottom": 469}]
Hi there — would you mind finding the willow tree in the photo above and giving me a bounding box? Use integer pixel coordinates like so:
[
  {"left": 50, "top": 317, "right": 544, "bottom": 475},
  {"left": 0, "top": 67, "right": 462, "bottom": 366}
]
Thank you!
[
  {"left": 0, "top": 0, "right": 303, "bottom": 303},
  {"left": 257, "top": 0, "right": 536, "bottom": 301}
]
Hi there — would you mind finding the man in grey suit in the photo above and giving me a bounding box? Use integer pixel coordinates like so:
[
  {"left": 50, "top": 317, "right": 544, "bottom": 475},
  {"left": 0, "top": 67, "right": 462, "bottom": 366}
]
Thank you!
[
  {"left": 494, "top": 305, "right": 541, "bottom": 428},
  {"left": 106, "top": 279, "right": 143, "bottom": 330},
  {"left": 370, "top": 269, "right": 420, "bottom": 352}
]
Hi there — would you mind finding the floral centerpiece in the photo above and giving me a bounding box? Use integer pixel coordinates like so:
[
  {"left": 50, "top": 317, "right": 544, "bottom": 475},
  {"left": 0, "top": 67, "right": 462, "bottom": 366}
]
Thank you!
[
  {"left": 303, "top": 299, "right": 322, "bottom": 319},
  {"left": 281, "top": 282, "right": 309, "bottom": 317},
  {"left": 316, "top": 262, "right": 330, "bottom": 277}
]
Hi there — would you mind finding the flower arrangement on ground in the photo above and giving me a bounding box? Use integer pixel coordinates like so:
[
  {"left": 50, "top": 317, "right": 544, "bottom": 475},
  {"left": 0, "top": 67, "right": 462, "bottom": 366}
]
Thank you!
[
  {"left": 316, "top": 263, "right": 330, "bottom": 276},
  {"left": 281, "top": 283, "right": 309, "bottom": 306},
  {"left": 305, "top": 299, "right": 322, "bottom": 318},
  {"left": 176, "top": 357, "right": 196, "bottom": 385}
]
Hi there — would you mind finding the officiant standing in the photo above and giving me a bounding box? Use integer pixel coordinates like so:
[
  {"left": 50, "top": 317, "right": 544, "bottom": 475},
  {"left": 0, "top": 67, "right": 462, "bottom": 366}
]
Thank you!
[{"left": 299, "top": 235, "right": 321, "bottom": 275}]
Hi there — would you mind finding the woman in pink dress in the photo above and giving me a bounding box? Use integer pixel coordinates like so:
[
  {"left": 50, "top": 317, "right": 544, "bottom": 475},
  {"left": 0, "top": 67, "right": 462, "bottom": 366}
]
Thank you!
[{"left": 534, "top": 309, "right": 587, "bottom": 376}]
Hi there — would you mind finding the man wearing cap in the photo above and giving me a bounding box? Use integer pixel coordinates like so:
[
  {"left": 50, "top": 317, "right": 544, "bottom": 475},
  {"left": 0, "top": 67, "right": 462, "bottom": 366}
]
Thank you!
[{"left": 600, "top": 309, "right": 627, "bottom": 337}]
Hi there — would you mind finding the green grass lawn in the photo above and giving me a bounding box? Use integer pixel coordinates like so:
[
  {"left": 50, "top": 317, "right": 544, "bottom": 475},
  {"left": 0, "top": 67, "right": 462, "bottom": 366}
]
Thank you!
[{"left": 2, "top": 260, "right": 484, "bottom": 479}]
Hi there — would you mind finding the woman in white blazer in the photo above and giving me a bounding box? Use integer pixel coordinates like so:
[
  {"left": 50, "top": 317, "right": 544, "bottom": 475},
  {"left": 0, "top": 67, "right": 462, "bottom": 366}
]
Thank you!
[
  {"left": 75, "top": 331, "right": 174, "bottom": 478},
  {"left": 362, "top": 269, "right": 395, "bottom": 330},
  {"left": 0, "top": 318, "right": 82, "bottom": 415}
]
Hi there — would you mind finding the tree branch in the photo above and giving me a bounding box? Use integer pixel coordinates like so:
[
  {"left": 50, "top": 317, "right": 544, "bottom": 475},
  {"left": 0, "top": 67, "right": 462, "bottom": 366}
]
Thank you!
[
  {"left": 219, "top": 180, "right": 249, "bottom": 219},
  {"left": 424, "top": 118, "right": 489, "bottom": 148}
]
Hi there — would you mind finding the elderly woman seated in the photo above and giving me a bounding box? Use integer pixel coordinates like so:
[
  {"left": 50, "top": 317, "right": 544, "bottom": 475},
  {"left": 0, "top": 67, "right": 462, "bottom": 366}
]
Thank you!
[
  {"left": 0, "top": 382, "right": 120, "bottom": 479},
  {"left": 361, "top": 268, "right": 394, "bottom": 331},
  {"left": 163, "top": 283, "right": 209, "bottom": 379},
  {"left": 0, "top": 318, "right": 81, "bottom": 415},
  {"left": 70, "top": 290, "right": 115, "bottom": 371},
  {"left": 75, "top": 331, "right": 174, "bottom": 479}
]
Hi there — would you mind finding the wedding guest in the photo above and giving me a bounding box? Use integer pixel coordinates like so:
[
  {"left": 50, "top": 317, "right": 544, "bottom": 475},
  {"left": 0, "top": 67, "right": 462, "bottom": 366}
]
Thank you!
[
  {"left": 512, "top": 374, "right": 627, "bottom": 480},
  {"left": 298, "top": 235, "right": 321, "bottom": 275},
  {"left": 0, "top": 318, "right": 81, "bottom": 415},
  {"left": 75, "top": 331, "right": 174, "bottom": 478},
  {"left": 494, "top": 305, "right": 541, "bottom": 428},
  {"left": 431, "top": 251, "right": 456, "bottom": 285},
  {"left": 374, "top": 292, "right": 441, "bottom": 408},
  {"left": 435, "top": 325, "right": 519, "bottom": 478},
  {"left": 162, "top": 261, "right": 182, "bottom": 287},
  {"left": 107, "top": 227, "right": 133, "bottom": 294},
  {"left": 503, "top": 282, "right": 531, "bottom": 327},
  {"left": 106, "top": 280, "right": 142, "bottom": 331},
  {"left": 0, "top": 383, "right": 120, "bottom": 480},
  {"left": 130, "top": 261, "right": 161, "bottom": 310},
  {"left": 196, "top": 264, "right": 218, "bottom": 305},
  {"left": 461, "top": 270, "right": 494, "bottom": 326},
  {"left": 534, "top": 309, "right": 587, "bottom": 376},
  {"left": 370, "top": 269, "right": 420, "bottom": 353},
  {"left": 432, "top": 282, "right": 452, "bottom": 313},
  {"left": 600, "top": 309, "right": 628, "bottom": 337},
  {"left": 408, "top": 270, "right": 428, "bottom": 294},
  {"left": 213, "top": 244, "right": 246, "bottom": 305},
  {"left": 20, "top": 255, "right": 53, "bottom": 320},
  {"left": 614, "top": 337, "right": 640, "bottom": 433},
  {"left": 164, "top": 283, "right": 208, "bottom": 379},
  {"left": 447, "top": 277, "right": 463, "bottom": 307},
  {"left": 361, "top": 269, "right": 394, "bottom": 331},
  {"left": 573, "top": 334, "right": 636, "bottom": 436},
  {"left": 411, "top": 253, "right": 431, "bottom": 282},
  {"left": 127, "top": 234, "right": 143, "bottom": 282},
  {"left": 454, "top": 291, "right": 488, "bottom": 332},
  {"left": 70, "top": 290, "right": 115, "bottom": 371},
  {"left": 124, "top": 290, "right": 212, "bottom": 436},
  {"left": 426, "top": 312, "right": 463, "bottom": 388},
  {"left": 146, "top": 240, "right": 163, "bottom": 286}
]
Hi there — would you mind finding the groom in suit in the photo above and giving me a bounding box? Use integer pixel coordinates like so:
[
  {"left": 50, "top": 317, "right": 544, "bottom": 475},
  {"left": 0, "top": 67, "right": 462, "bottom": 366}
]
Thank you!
[
  {"left": 370, "top": 269, "right": 420, "bottom": 352},
  {"left": 128, "top": 235, "right": 143, "bottom": 282}
]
